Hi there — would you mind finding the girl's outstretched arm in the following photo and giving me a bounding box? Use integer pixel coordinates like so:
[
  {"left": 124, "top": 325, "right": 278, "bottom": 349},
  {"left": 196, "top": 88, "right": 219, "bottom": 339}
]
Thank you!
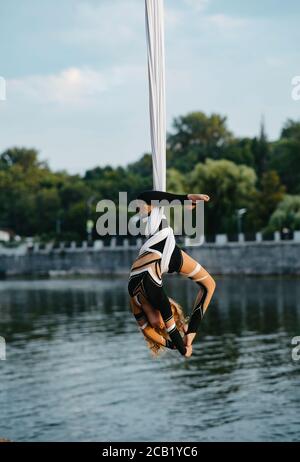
[{"left": 179, "top": 250, "right": 216, "bottom": 346}]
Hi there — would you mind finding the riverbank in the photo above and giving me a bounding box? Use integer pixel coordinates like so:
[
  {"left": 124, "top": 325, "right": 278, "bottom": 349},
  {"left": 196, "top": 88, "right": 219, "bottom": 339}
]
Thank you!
[{"left": 0, "top": 241, "right": 299, "bottom": 277}]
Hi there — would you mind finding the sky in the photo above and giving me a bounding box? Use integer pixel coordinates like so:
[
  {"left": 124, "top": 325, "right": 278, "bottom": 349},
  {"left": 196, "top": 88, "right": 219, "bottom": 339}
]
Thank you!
[{"left": 0, "top": 0, "right": 299, "bottom": 174}]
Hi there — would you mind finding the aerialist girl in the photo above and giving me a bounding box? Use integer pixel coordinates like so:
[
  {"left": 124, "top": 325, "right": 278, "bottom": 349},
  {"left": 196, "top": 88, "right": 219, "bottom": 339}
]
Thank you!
[{"left": 128, "top": 190, "right": 216, "bottom": 358}]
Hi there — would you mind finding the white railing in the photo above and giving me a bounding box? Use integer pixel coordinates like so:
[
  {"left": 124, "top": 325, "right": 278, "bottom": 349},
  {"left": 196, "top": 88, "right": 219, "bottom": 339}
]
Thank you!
[{"left": 0, "top": 231, "right": 300, "bottom": 255}]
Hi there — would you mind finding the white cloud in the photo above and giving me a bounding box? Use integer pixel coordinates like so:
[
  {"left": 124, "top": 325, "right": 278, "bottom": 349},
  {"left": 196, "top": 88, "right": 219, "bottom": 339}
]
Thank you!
[
  {"left": 266, "top": 57, "right": 284, "bottom": 68},
  {"left": 166, "top": 2, "right": 248, "bottom": 36},
  {"left": 8, "top": 66, "right": 143, "bottom": 106},
  {"left": 183, "top": 0, "right": 210, "bottom": 12},
  {"left": 165, "top": 7, "right": 183, "bottom": 28},
  {"left": 61, "top": 0, "right": 143, "bottom": 49},
  {"left": 206, "top": 14, "right": 247, "bottom": 30}
]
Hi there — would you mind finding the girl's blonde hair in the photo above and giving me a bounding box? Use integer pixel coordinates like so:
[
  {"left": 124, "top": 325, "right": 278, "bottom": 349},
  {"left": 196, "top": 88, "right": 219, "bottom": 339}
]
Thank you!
[{"left": 145, "top": 298, "right": 187, "bottom": 357}]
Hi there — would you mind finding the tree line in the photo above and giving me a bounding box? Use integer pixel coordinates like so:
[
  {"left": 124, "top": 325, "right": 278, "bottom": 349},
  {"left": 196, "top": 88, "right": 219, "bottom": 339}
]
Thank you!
[{"left": 0, "top": 111, "right": 299, "bottom": 242}]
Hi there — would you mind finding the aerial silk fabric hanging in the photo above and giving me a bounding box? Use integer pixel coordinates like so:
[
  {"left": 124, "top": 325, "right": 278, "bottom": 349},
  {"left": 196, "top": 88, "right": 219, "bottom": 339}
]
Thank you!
[
  {"left": 145, "top": 0, "right": 166, "bottom": 192},
  {"left": 141, "top": 0, "right": 175, "bottom": 274}
]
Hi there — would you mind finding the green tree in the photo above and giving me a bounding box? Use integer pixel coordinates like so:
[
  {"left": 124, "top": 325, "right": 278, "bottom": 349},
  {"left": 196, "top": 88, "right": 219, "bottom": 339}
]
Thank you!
[
  {"left": 127, "top": 153, "right": 153, "bottom": 178},
  {"left": 187, "top": 159, "right": 257, "bottom": 234},
  {"left": 222, "top": 137, "right": 255, "bottom": 168},
  {"left": 1, "top": 113, "right": 298, "bottom": 241},
  {"left": 167, "top": 112, "right": 233, "bottom": 172},
  {"left": 246, "top": 170, "right": 285, "bottom": 231},
  {"left": 0, "top": 148, "right": 54, "bottom": 235},
  {"left": 35, "top": 189, "right": 61, "bottom": 234},
  {"left": 269, "top": 119, "right": 300, "bottom": 193},
  {"left": 281, "top": 119, "right": 300, "bottom": 140},
  {"left": 84, "top": 165, "right": 150, "bottom": 203},
  {"left": 251, "top": 118, "right": 270, "bottom": 181},
  {"left": 268, "top": 195, "right": 300, "bottom": 231},
  {"left": 64, "top": 201, "right": 88, "bottom": 240},
  {"left": 166, "top": 168, "right": 186, "bottom": 194},
  {"left": 0, "top": 147, "right": 47, "bottom": 171}
]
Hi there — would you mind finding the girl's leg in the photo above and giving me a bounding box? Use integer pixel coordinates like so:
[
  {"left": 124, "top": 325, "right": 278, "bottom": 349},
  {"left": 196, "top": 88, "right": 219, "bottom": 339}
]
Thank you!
[
  {"left": 138, "top": 293, "right": 165, "bottom": 330},
  {"left": 142, "top": 275, "right": 187, "bottom": 355},
  {"left": 179, "top": 250, "right": 216, "bottom": 345}
]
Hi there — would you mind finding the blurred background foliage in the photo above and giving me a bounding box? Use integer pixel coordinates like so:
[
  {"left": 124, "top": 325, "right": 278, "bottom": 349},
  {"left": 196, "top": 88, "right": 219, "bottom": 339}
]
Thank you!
[{"left": 0, "top": 111, "right": 299, "bottom": 241}]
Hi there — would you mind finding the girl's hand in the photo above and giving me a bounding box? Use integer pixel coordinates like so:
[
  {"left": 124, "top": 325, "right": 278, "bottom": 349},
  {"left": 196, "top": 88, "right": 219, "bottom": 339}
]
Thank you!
[
  {"left": 184, "top": 345, "right": 193, "bottom": 358},
  {"left": 188, "top": 194, "right": 210, "bottom": 203}
]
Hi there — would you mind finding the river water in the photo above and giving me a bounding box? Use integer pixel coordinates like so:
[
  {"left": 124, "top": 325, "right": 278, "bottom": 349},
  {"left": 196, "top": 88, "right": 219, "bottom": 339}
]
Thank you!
[{"left": 0, "top": 276, "right": 299, "bottom": 442}]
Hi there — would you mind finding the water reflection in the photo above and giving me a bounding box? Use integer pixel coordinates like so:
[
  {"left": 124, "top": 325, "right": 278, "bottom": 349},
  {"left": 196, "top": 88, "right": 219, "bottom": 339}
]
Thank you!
[{"left": 0, "top": 276, "right": 299, "bottom": 442}]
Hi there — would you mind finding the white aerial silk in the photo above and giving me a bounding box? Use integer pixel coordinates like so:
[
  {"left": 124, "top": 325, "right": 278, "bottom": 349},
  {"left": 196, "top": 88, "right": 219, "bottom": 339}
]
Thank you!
[
  {"left": 145, "top": 0, "right": 166, "bottom": 192},
  {"left": 142, "top": 0, "right": 175, "bottom": 275}
]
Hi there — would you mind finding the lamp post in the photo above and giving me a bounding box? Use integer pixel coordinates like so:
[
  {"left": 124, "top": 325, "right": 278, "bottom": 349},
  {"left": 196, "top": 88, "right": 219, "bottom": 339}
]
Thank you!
[
  {"left": 86, "top": 219, "right": 94, "bottom": 244},
  {"left": 237, "top": 208, "right": 247, "bottom": 236},
  {"left": 86, "top": 196, "right": 95, "bottom": 244}
]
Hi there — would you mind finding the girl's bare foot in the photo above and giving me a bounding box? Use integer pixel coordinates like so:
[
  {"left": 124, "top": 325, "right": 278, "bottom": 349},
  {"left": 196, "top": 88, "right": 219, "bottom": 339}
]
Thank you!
[
  {"left": 184, "top": 345, "right": 193, "bottom": 358},
  {"left": 184, "top": 332, "right": 196, "bottom": 346}
]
